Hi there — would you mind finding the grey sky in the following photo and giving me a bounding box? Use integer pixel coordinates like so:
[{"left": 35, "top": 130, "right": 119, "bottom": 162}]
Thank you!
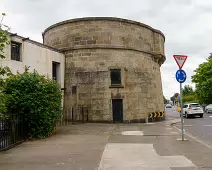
[{"left": 1, "top": 0, "right": 211, "bottom": 99}]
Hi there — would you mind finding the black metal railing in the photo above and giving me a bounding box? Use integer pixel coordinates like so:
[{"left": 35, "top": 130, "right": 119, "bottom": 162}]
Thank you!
[
  {"left": 57, "top": 106, "right": 89, "bottom": 126},
  {"left": 0, "top": 113, "right": 27, "bottom": 151},
  {"left": 71, "top": 106, "right": 89, "bottom": 123}
]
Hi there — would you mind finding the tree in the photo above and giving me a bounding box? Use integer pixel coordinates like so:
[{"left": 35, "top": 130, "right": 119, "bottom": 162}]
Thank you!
[
  {"left": 192, "top": 54, "right": 212, "bottom": 104},
  {"left": 170, "top": 93, "right": 179, "bottom": 105},
  {"left": 182, "top": 85, "right": 196, "bottom": 103},
  {"left": 183, "top": 95, "right": 195, "bottom": 103},
  {"left": 4, "top": 68, "right": 62, "bottom": 139},
  {"left": 163, "top": 95, "right": 168, "bottom": 104},
  {"left": 182, "top": 85, "right": 194, "bottom": 96},
  {"left": 170, "top": 96, "right": 175, "bottom": 104},
  {"left": 174, "top": 93, "right": 179, "bottom": 98}
]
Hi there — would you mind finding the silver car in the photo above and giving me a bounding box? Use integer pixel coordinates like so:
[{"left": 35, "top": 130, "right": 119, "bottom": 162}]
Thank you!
[
  {"left": 205, "top": 104, "right": 212, "bottom": 113},
  {"left": 166, "top": 104, "right": 172, "bottom": 108}
]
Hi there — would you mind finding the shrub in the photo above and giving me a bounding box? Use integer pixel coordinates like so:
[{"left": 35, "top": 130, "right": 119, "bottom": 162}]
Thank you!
[{"left": 3, "top": 69, "right": 62, "bottom": 139}]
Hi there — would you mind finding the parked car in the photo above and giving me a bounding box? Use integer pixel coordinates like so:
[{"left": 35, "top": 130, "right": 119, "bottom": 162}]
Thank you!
[
  {"left": 205, "top": 104, "right": 212, "bottom": 113},
  {"left": 182, "top": 103, "right": 204, "bottom": 118},
  {"left": 166, "top": 104, "right": 172, "bottom": 108}
]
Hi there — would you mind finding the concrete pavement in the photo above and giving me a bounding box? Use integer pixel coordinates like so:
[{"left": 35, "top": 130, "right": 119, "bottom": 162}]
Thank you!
[{"left": 1, "top": 116, "right": 212, "bottom": 169}]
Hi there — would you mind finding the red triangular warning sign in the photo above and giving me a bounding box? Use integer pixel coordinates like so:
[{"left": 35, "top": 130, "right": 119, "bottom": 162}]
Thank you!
[{"left": 173, "top": 55, "right": 187, "bottom": 69}]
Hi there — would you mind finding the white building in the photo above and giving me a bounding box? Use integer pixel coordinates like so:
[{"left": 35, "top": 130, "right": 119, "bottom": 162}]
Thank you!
[{"left": 0, "top": 34, "right": 65, "bottom": 90}]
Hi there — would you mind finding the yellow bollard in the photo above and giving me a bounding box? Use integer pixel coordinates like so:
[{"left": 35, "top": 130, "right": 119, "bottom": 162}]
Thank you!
[{"left": 177, "top": 107, "right": 181, "bottom": 113}]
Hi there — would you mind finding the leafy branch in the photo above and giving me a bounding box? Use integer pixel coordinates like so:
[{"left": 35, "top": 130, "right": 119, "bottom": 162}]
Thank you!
[
  {"left": 0, "top": 13, "right": 10, "bottom": 59},
  {"left": 0, "top": 13, "right": 11, "bottom": 116}
]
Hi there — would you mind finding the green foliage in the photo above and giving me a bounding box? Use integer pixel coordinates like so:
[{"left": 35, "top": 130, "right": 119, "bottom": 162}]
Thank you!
[
  {"left": 174, "top": 93, "right": 179, "bottom": 98},
  {"left": 0, "top": 13, "right": 10, "bottom": 59},
  {"left": 170, "top": 96, "right": 175, "bottom": 102},
  {"left": 3, "top": 68, "right": 62, "bottom": 139},
  {"left": 182, "top": 85, "right": 196, "bottom": 103},
  {"left": 0, "top": 113, "right": 9, "bottom": 120},
  {"left": 163, "top": 95, "right": 168, "bottom": 104},
  {"left": 192, "top": 55, "right": 212, "bottom": 104},
  {"left": 170, "top": 93, "right": 179, "bottom": 104},
  {"left": 182, "top": 85, "right": 194, "bottom": 96},
  {"left": 0, "top": 13, "right": 11, "bottom": 116},
  {"left": 183, "top": 95, "right": 195, "bottom": 103}
]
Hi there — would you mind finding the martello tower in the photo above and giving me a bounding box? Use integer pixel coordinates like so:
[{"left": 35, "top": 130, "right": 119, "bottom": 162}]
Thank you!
[{"left": 43, "top": 17, "right": 166, "bottom": 123}]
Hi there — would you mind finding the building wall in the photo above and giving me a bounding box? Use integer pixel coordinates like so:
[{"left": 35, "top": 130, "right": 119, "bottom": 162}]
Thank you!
[
  {"left": 43, "top": 17, "right": 166, "bottom": 122},
  {"left": 0, "top": 36, "right": 65, "bottom": 89}
]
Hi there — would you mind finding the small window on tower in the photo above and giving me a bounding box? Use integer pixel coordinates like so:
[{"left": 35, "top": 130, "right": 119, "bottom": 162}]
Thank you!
[
  {"left": 72, "top": 86, "right": 77, "bottom": 94},
  {"left": 110, "top": 69, "right": 121, "bottom": 85}
]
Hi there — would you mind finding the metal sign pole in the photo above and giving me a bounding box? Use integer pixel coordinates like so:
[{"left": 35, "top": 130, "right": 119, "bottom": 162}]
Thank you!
[
  {"left": 174, "top": 55, "right": 187, "bottom": 141},
  {"left": 180, "top": 82, "right": 185, "bottom": 140}
]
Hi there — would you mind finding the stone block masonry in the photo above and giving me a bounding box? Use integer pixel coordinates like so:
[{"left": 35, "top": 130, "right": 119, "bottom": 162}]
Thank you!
[{"left": 43, "top": 17, "right": 166, "bottom": 123}]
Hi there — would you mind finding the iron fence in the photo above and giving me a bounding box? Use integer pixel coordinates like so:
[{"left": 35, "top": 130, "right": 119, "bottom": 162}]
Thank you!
[
  {"left": 57, "top": 106, "right": 89, "bottom": 126},
  {"left": 71, "top": 106, "right": 89, "bottom": 123},
  {"left": 0, "top": 113, "right": 27, "bottom": 151}
]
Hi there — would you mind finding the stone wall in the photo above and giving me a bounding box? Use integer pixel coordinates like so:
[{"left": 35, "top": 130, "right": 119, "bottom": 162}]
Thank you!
[{"left": 43, "top": 17, "right": 166, "bottom": 122}]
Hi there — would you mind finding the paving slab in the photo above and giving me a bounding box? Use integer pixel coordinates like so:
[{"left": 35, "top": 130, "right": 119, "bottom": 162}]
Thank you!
[{"left": 98, "top": 143, "right": 195, "bottom": 170}]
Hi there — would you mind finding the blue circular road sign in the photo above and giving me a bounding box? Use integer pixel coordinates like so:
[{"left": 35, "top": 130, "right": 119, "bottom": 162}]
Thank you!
[{"left": 176, "top": 70, "right": 186, "bottom": 83}]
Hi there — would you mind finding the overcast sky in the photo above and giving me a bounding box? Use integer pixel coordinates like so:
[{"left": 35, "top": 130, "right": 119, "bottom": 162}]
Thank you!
[{"left": 1, "top": 0, "right": 211, "bottom": 99}]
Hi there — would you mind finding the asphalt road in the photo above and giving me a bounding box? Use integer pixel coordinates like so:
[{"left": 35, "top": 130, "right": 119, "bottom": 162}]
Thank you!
[
  {"left": 165, "top": 106, "right": 180, "bottom": 119},
  {"left": 166, "top": 106, "right": 212, "bottom": 148}
]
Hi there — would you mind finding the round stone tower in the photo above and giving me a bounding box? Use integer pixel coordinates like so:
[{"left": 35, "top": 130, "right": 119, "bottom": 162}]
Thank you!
[{"left": 43, "top": 17, "right": 166, "bottom": 123}]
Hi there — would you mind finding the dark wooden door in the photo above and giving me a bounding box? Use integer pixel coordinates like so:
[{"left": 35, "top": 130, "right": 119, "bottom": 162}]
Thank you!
[{"left": 112, "top": 99, "right": 123, "bottom": 123}]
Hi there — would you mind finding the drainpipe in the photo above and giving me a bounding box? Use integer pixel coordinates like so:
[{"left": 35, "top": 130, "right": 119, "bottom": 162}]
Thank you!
[{"left": 42, "top": 32, "right": 44, "bottom": 44}]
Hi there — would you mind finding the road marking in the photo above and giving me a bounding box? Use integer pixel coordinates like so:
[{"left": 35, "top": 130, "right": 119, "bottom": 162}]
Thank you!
[
  {"left": 174, "top": 126, "right": 212, "bottom": 149},
  {"left": 144, "top": 123, "right": 155, "bottom": 125},
  {"left": 170, "top": 132, "right": 179, "bottom": 134},
  {"left": 176, "top": 125, "right": 193, "bottom": 127},
  {"left": 184, "top": 125, "right": 193, "bottom": 127},
  {"left": 122, "top": 131, "right": 144, "bottom": 136},
  {"left": 98, "top": 143, "right": 196, "bottom": 170},
  {"left": 203, "top": 125, "right": 212, "bottom": 127},
  {"left": 209, "top": 116, "right": 212, "bottom": 118},
  {"left": 56, "top": 162, "right": 65, "bottom": 165},
  {"left": 177, "top": 138, "right": 187, "bottom": 141}
]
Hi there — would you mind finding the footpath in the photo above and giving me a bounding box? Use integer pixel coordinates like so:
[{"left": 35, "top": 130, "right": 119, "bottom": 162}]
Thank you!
[{"left": 0, "top": 118, "right": 212, "bottom": 170}]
